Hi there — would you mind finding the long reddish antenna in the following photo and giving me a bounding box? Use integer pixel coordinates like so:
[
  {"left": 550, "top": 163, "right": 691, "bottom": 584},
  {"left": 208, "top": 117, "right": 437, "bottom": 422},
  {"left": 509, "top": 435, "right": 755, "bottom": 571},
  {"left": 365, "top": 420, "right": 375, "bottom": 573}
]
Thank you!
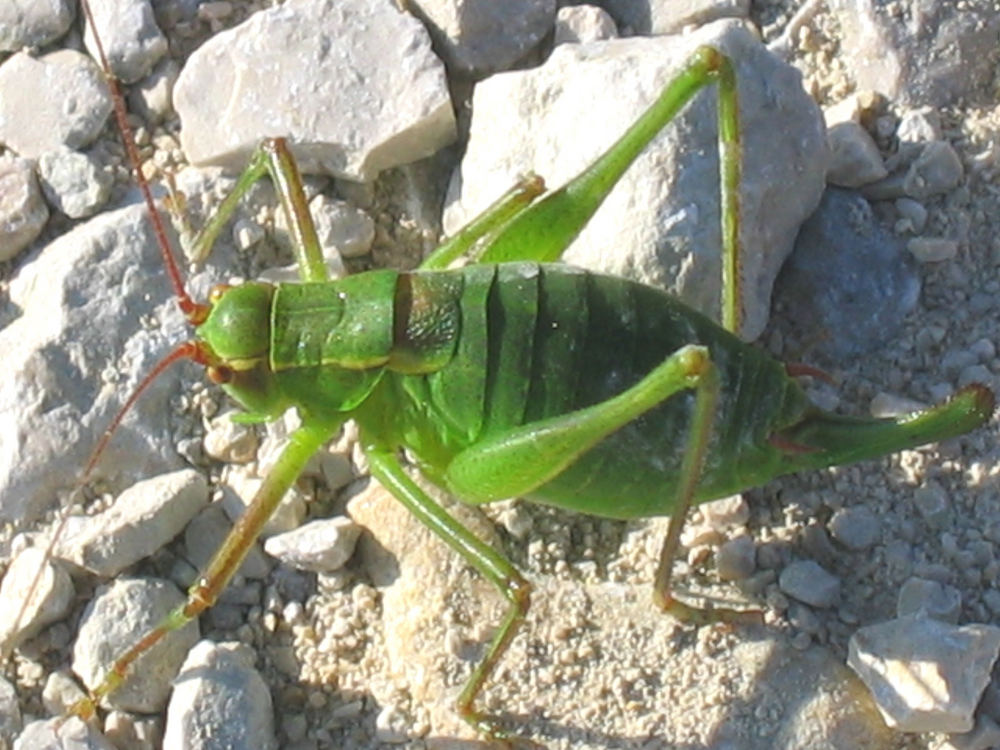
[
  {"left": 82, "top": 342, "right": 213, "bottom": 478},
  {"left": 80, "top": 0, "right": 209, "bottom": 324},
  {"left": 4, "top": 2, "right": 218, "bottom": 662},
  {"left": 2, "top": 342, "right": 213, "bottom": 658}
]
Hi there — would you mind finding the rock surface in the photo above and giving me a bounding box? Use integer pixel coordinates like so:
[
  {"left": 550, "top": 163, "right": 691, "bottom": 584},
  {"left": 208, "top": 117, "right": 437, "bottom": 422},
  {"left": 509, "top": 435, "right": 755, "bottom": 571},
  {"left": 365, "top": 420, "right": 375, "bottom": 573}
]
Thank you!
[
  {"left": 173, "top": 0, "right": 456, "bottom": 181},
  {"left": 4, "top": 1, "right": 1000, "bottom": 748}
]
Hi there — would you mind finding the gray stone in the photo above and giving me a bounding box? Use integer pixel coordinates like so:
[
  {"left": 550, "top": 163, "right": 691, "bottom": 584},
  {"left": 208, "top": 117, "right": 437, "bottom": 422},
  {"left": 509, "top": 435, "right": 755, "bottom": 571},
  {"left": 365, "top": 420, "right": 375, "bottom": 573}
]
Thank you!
[
  {"left": 319, "top": 451, "right": 355, "bottom": 491},
  {"left": 826, "top": 121, "right": 887, "bottom": 188},
  {"left": 829, "top": 0, "right": 1000, "bottom": 108},
  {"left": 0, "top": 0, "right": 75, "bottom": 51},
  {"left": 41, "top": 669, "right": 86, "bottom": 715},
  {"left": 0, "top": 51, "right": 112, "bottom": 158},
  {"left": 715, "top": 535, "right": 756, "bottom": 581},
  {"left": 913, "top": 482, "right": 948, "bottom": 527},
  {"left": 828, "top": 506, "right": 879, "bottom": 551},
  {"left": 897, "top": 577, "right": 962, "bottom": 623},
  {"left": 958, "top": 364, "right": 994, "bottom": 391},
  {"left": 908, "top": 237, "right": 959, "bottom": 264},
  {"left": 408, "top": 0, "right": 556, "bottom": 74},
  {"left": 0, "top": 154, "right": 48, "bottom": 262},
  {"left": 0, "top": 677, "right": 21, "bottom": 747},
  {"left": 127, "top": 58, "right": 179, "bottom": 124},
  {"left": 102, "top": 711, "right": 161, "bottom": 750},
  {"left": 0, "top": 547, "right": 74, "bottom": 653},
  {"left": 310, "top": 197, "right": 375, "bottom": 260},
  {"left": 81, "top": 0, "right": 167, "bottom": 83},
  {"left": 895, "top": 197, "right": 927, "bottom": 234},
  {"left": 173, "top": 0, "right": 456, "bottom": 181},
  {"left": 903, "top": 141, "right": 964, "bottom": 200},
  {"left": 773, "top": 187, "right": 919, "bottom": 360},
  {"left": 53, "top": 470, "right": 209, "bottom": 577},
  {"left": 0, "top": 675, "right": 19, "bottom": 748},
  {"left": 264, "top": 516, "right": 362, "bottom": 573},
  {"left": 779, "top": 560, "right": 840, "bottom": 608},
  {"left": 848, "top": 615, "right": 1000, "bottom": 733},
  {"left": 37, "top": 148, "right": 112, "bottom": 219},
  {"left": 14, "top": 717, "right": 114, "bottom": 750},
  {"left": 163, "top": 641, "right": 276, "bottom": 750}
]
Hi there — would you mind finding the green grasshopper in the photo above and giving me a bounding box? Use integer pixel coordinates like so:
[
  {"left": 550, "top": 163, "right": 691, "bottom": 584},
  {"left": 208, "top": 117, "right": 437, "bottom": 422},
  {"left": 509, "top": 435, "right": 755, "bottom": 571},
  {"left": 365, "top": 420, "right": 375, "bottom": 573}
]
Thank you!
[{"left": 35, "top": 1, "right": 994, "bottom": 744}]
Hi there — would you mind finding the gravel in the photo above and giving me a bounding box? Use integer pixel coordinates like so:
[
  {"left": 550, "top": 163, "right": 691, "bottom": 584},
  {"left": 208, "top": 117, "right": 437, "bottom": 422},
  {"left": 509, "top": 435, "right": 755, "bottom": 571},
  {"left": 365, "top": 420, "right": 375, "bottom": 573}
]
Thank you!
[{"left": 3, "top": 1, "right": 1000, "bottom": 749}]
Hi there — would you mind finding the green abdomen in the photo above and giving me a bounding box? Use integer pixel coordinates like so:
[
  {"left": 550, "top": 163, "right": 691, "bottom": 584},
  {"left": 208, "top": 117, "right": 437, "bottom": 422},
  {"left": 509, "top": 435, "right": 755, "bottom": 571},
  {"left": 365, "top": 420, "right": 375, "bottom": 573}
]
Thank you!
[{"left": 389, "top": 263, "right": 806, "bottom": 519}]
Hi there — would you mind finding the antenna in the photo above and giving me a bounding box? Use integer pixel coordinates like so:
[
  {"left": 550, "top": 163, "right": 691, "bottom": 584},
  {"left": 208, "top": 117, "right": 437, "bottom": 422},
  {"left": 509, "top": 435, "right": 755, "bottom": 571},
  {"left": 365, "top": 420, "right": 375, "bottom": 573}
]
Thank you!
[{"left": 5, "top": 0, "right": 216, "bottom": 664}]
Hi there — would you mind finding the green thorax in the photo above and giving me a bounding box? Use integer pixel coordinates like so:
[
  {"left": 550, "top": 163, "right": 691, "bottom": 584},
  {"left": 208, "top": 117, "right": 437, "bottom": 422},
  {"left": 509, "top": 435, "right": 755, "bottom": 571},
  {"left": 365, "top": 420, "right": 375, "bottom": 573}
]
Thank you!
[{"left": 195, "top": 270, "right": 469, "bottom": 423}]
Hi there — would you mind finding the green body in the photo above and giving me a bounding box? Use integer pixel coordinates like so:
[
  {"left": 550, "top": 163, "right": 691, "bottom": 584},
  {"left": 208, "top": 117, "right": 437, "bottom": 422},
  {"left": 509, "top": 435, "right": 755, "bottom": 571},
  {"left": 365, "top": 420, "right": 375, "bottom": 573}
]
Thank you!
[
  {"left": 203, "top": 263, "right": 810, "bottom": 519},
  {"left": 385, "top": 263, "right": 796, "bottom": 517},
  {"left": 198, "top": 261, "right": 990, "bottom": 522}
]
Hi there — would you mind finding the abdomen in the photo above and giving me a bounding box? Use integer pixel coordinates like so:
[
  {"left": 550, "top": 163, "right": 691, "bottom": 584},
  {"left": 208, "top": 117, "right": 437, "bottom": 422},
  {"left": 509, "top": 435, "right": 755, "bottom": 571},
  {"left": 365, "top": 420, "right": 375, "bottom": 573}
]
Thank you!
[{"left": 392, "top": 263, "right": 803, "bottom": 519}]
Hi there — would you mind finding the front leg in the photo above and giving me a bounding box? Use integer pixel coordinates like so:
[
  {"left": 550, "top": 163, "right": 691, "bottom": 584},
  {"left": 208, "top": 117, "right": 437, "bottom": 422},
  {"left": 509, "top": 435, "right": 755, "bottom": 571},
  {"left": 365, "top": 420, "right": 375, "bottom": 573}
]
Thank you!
[{"left": 67, "top": 416, "right": 342, "bottom": 719}]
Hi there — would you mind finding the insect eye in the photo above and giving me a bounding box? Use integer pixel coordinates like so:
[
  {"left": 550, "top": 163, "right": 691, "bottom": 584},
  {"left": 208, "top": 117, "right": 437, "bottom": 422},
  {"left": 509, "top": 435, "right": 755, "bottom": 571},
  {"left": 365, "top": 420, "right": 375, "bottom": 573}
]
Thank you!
[
  {"left": 207, "top": 365, "right": 232, "bottom": 384},
  {"left": 209, "top": 284, "right": 231, "bottom": 303}
]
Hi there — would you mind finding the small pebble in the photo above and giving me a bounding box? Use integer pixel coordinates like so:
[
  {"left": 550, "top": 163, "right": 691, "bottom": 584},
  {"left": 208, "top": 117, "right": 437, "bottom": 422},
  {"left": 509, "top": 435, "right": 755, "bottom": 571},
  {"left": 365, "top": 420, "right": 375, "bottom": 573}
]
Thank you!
[
  {"left": 895, "top": 197, "right": 927, "bottom": 233},
  {"left": 265, "top": 517, "right": 362, "bottom": 573},
  {"left": 870, "top": 391, "right": 927, "bottom": 418},
  {"left": 715, "top": 535, "right": 756, "bottom": 581},
  {"left": 779, "top": 560, "right": 840, "bottom": 608},
  {"left": 103, "top": 710, "right": 161, "bottom": 750},
  {"left": 41, "top": 669, "right": 85, "bottom": 715},
  {"left": 0, "top": 155, "right": 49, "bottom": 262},
  {"left": 903, "top": 141, "right": 963, "bottom": 199},
  {"left": 701, "top": 495, "right": 750, "bottom": 530},
  {"left": 896, "top": 108, "right": 942, "bottom": 142},
  {"left": 787, "top": 601, "right": 822, "bottom": 635},
  {"left": 897, "top": 577, "right": 962, "bottom": 622},
  {"left": 310, "top": 196, "right": 376, "bottom": 259},
  {"left": 553, "top": 4, "right": 618, "bottom": 45},
  {"left": 0, "top": 547, "right": 74, "bottom": 652},
  {"left": 908, "top": 236, "right": 958, "bottom": 263},
  {"left": 0, "top": 675, "right": 18, "bottom": 747},
  {"left": 826, "top": 121, "right": 887, "bottom": 187},
  {"left": 37, "top": 147, "right": 111, "bottom": 218},
  {"left": 203, "top": 410, "right": 260, "bottom": 463},
  {"left": 828, "top": 506, "right": 880, "bottom": 550},
  {"left": 53, "top": 469, "right": 209, "bottom": 578},
  {"left": 14, "top": 717, "right": 114, "bottom": 750},
  {"left": 959, "top": 364, "right": 993, "bottom": 389}
]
